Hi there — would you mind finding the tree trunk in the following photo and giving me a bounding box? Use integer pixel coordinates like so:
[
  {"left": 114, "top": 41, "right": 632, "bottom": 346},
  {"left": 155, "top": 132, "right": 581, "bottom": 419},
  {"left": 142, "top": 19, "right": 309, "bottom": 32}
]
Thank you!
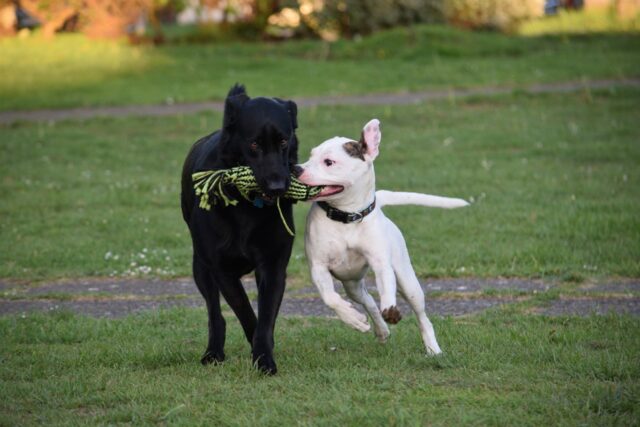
[{"left": 42, "top": 6, "right": 78, "bottom": 38}]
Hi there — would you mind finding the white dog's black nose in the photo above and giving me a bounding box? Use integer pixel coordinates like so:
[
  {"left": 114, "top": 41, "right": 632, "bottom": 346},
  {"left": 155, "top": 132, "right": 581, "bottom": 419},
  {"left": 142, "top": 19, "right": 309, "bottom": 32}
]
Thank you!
[{"left": 292, "top": 165, "right": 304, "bottom": 178}]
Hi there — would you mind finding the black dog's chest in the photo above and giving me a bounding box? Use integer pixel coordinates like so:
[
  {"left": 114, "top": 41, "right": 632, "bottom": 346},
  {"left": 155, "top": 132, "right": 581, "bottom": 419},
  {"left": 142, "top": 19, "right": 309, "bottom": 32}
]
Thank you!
[{"left": 203, "top": 202, "right": 292, "bottom": 254}]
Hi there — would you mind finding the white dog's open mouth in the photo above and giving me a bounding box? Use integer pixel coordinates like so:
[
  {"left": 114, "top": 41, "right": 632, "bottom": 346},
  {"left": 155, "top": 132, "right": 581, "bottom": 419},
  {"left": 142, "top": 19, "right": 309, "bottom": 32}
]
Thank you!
[{"left": 314, "top": 185, "right": 344, "bottom": 199}]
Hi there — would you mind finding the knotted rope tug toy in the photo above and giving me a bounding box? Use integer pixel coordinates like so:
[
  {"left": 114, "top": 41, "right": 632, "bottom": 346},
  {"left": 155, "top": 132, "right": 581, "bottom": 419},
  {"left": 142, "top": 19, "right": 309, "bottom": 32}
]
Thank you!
[{"left": 192, "top": 166, "right": 323, "bottom": 236}]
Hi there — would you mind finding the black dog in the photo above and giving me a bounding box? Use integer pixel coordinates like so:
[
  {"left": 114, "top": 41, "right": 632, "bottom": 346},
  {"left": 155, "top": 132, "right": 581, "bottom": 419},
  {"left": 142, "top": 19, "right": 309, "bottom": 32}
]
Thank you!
[{"left": 181, "top": 85, "right": 299, "bottom": 374}]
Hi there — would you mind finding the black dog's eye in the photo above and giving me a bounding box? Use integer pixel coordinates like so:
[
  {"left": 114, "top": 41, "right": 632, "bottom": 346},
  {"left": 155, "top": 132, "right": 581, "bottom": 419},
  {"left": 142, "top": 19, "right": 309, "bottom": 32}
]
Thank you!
[
  {"left": 324, "top": 159, "right": 334, "bottom": 166},
  {"left": 250, "top": 142, "right": 259, "bottom": 151},
  {"left": 281, "top": 139, "right": 288, "bottom": 147}
]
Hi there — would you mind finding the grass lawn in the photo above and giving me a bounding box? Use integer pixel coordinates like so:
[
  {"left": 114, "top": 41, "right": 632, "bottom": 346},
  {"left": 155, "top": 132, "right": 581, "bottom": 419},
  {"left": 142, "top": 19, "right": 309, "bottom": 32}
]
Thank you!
[
  {"left": 2, "top": 21, "right": 638, "bottom": 426},
  {"left": 0, "top": 308, "right": 638, "bottom": 425},
  {"left": 1, "top": 88, "right": 639, "bottom": 282},
  {"left": 0, "top": 25, "right": 639, "bottom": 111},
  {"left": 519, "top": 9, "right": 640, "bottom": 36}
]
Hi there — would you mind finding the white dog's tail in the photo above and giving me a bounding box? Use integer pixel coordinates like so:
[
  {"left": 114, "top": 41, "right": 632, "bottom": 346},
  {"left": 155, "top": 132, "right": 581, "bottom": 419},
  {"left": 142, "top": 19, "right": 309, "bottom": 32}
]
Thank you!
[{"left": 376, "top": 190, "right": 469, "bottom": 209}]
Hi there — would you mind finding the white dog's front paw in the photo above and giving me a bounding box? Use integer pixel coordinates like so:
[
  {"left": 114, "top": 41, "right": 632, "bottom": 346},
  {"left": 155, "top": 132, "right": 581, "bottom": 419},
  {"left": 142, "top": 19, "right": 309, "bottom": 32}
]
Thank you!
[{"left": 335, "top": 303, "right": 370, "bottom": 332}]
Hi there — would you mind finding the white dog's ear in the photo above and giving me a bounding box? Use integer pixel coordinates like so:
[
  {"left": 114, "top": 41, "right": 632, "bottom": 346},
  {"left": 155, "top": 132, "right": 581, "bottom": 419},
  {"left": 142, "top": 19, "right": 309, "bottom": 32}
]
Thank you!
[{"left": 360, "top": 119, "right": 381, "bottom": 160}]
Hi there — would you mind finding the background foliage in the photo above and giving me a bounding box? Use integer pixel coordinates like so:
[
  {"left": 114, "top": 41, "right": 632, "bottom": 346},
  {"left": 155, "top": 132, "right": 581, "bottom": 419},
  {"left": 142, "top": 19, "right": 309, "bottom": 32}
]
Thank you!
[
  {"left": 290, "top": 0, "right": 444, "bottom": 39},
  {"left": 443, "top": 0, "right": 545, "bottom": 31},
  {"left": 2, "top": 0, "right": 638, "bottom": 41}
]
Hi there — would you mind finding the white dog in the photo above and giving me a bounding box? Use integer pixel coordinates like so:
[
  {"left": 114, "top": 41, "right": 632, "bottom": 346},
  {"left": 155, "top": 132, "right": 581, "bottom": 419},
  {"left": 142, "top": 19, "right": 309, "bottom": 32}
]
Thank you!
[{"left": 298, "top": 119, "right": 468, "bottom": 354}]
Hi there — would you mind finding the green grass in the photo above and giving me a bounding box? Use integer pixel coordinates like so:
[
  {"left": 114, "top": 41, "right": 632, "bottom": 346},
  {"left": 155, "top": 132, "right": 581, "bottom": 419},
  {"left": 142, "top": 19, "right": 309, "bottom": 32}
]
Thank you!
[
  {"left": 519, "top": 9, "right": 640, "bottom": 36},
  {"left": 0, "top": 25, "right": 639, "bottom": 111},
  {"left": 0, "top": 308, "right": 638, "bottom": 425},
  {"left": 1, "top": 88, "right": 639, "bottom": 282}
]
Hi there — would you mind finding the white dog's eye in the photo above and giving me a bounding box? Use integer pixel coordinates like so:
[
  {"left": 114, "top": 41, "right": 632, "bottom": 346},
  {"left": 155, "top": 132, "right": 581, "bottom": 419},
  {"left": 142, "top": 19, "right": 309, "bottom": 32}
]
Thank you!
[{"left": 324, "top": 159, "right": 334, "bottom": 166}]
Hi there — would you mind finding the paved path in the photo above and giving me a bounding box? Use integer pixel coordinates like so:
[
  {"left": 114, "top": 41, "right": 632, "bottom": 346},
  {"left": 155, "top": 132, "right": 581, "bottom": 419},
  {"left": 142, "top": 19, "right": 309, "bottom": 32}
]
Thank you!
[
  {"left": 1, "top": 277, "right": 638, "bottom": 319},
  {"left": 1, "top": 78, "right": 639, "bottom": 125}
]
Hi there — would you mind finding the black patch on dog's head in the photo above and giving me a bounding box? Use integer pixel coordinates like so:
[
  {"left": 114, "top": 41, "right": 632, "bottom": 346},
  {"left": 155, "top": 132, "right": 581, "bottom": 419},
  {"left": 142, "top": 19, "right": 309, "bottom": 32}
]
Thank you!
[{"left": 342, "top": 139, "right": 366, "bottom": 161}]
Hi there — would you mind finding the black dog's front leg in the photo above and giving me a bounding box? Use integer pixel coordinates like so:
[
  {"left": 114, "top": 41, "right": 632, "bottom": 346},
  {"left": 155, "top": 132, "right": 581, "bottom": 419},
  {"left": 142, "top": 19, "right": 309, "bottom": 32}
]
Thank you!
[
  {"left": 217, "top": 275, "right": 257, "bottom": 345},
  {"left": 192, "top": 255, "right": 226, "bottom": 365},
  {"left": 252, "top": 262, "right": 288, "bottom": 375}
]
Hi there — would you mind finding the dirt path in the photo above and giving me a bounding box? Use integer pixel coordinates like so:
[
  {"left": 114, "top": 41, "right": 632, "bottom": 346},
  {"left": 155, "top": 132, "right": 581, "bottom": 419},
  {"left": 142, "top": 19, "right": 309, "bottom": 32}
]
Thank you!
[
  {"left": 1, "top": 277, "right": 638, "bottom": 319},
  {"left": 1, "top": 78, "right": 639, "bottom": 125}
]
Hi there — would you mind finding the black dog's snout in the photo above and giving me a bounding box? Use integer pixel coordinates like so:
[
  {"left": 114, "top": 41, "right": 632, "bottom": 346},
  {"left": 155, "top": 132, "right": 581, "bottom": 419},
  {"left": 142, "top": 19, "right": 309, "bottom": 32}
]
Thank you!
[{"left": 266, "top": 178, "right": 288, "bottom": 195}]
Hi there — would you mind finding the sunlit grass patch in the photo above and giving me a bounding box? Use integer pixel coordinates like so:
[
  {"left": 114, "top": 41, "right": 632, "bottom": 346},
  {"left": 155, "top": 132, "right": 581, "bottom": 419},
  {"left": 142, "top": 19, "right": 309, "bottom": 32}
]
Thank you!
[
  {"left": 0, "top": 34, "right": 157, "bottom": 110},
  {"left": 1, "top": 25, "right": 639, "bottom": 111},
  {"left": 519, "top": 9, "right": 640, "bottom": 36}
]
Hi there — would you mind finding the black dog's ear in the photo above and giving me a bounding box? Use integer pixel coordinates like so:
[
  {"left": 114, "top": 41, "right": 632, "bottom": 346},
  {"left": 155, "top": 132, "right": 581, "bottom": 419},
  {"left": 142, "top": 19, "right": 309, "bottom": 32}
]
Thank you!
[
  {"left": 227, "top": 83, "right": 247, "bottom": 98},
  {"left": 274, "top": 98, "right": 298, "bottom": 130},
  {"left": 287, "top": 100, "right": 298, "bottom": 130},
  {"left": 288, "top": 134, "right": 299, "bottom": 166},
  {"left": 223, "top": 84, "right": 249, "bottom": 130},
  {"left": 285, "top": 100, "right": 299, "bottom": 165}
]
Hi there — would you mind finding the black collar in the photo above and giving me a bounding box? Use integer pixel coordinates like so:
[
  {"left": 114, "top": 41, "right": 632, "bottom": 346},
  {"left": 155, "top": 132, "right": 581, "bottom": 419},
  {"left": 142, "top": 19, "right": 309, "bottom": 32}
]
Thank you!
[{"left": 317, "top": 198, "right": 376, "bottom": 224}]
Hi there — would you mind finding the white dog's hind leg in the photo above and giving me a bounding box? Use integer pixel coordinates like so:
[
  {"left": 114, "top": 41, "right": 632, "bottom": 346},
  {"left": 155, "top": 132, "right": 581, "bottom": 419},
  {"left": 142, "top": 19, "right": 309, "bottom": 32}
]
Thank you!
[
  {"left": 393, "top": 253, "right": 442, "bottom": 355},
  {"left": 310, "top": 265, "right": 370, "bottom": 332},
  {"left": 343, "top": 280, "right": 390, "bottom": 342}
]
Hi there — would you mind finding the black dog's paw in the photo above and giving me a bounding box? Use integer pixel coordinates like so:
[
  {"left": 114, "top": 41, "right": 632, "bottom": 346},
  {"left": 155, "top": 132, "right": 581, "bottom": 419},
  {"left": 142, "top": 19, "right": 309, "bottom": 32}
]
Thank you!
[
  {"left": 382, "top": 306, "right": 402, "bottom": 324},
  {"left": 201, "top": 350, "right": 225, "bottom": 366},
  {"left": 253, "top": 353, "right": 278, "bottom": 375}
]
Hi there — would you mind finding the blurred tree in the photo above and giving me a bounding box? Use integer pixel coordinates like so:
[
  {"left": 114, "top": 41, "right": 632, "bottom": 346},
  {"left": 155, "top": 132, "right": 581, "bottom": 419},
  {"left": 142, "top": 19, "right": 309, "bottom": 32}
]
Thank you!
[
  {"left": 17, "top": 0, "right": 186, "bottom": 39},
  {"left": 192, "top": 0, "right": 281, "bottom": 39},
  {"left": 444, "top": 0, "right": 544, "bottom": 31},
  {"left": 19, "top": 0, "right": 82, "bottom": 38},
  {"left": 255, "top": 0, "right": 279, "bottom": 29},
  {"left": 0, "top": 0, "right": 17, "bottom": 36},
  {"left": 278, "top": 0, "right": 444, "bottom": 40}
]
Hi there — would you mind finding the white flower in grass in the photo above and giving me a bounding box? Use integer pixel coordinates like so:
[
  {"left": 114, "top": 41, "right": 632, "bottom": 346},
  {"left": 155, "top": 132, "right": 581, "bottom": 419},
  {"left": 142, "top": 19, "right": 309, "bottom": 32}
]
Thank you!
[{"left": 139, "top": 265, "right": 152, "bottom": 275}]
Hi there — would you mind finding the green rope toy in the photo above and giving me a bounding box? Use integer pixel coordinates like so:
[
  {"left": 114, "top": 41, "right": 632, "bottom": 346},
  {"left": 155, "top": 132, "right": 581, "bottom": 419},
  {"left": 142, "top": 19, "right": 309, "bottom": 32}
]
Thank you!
[{"left": 192, "top": 166, "right": 323, "bottom": 236}]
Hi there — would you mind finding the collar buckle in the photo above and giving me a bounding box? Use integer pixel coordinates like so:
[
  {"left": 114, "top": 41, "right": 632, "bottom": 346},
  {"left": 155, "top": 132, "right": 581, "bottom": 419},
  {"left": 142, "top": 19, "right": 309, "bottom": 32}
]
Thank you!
[
  {"left": 318, "top": 198, "right": 376, "bottom": 224},
  {"left": 348, "top": 212, "right": 364, "bottom": 223}
]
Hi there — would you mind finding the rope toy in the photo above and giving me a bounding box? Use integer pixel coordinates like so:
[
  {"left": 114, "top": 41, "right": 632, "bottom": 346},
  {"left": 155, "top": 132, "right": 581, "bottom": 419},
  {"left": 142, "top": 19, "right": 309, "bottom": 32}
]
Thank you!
[{"left": 192, "top": 166, "right": 323, "bottom": 236}]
